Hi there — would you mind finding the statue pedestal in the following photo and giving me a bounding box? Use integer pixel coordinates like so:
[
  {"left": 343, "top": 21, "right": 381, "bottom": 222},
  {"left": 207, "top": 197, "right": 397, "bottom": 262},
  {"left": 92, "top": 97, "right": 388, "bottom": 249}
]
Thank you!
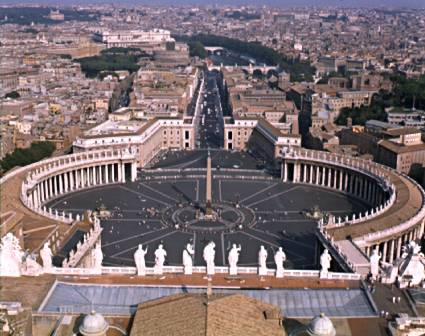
[
  {"left": 137, "top": 268, "right": 146, "bottom": 276},
  {"left": 320, "top": 271, "right": 329, "bottom": 279},
  {"left": 229, "top": 266, "right": 238, "bottom": 276},
  {"left": 276, "top": 268, "right": 284, "bottom": 278},
  {"left": 154, "top": 266, "right": 163, "bottom": 275},
  {"left": 258, "top": 267, "right": 268, "bottom": 276},
  {"left": 207, "top": 264, "right": 215, "bottom": 276},
  {"left": 184, "top": 266, "right": 193, "bottom": 275}
]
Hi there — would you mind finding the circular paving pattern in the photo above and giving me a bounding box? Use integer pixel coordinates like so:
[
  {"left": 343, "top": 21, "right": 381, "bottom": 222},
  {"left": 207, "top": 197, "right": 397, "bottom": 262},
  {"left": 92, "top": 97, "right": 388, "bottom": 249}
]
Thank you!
[
  {"left": 164, "top": 201, "right": 255, "bottom": 234},
  {"left": 47, "top": 150, "right": 371, "bottom": 270}
]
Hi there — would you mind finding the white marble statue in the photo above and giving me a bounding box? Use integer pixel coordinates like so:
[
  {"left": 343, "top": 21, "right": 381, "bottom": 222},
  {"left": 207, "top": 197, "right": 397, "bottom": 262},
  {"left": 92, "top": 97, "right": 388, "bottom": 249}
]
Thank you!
[
  {"left": 258, "top": 245, "right": 268, "bottom": 276},
  {"left": 369, "top": 248, "right": 381, "bottom": 280},
  {"left": 0, "top": 233, "right": 24, "bottom": 277},
  {"left": 134, "top": 244, "right": 148, "bottom": 276},
  {"left": 274, "top": 247, "right": 286, "bottom": 278},
  {"left": 183, "top": 243, "right": 195, "bottom": 275},
  {"left": 203, "top": 241, "right": 216, "bottom": 275},
  {"left": 40, "top": 242, "right": 53, "bottom": 271},
  {"left": 91, "top": 243, "right": 103, "bottom": 273},
  {"left": 228, "top": 244, "right": 241, "bottom": 276},
  {"left": 93, "top": 216, "right": 101, "bottom": 232},
  {"left": 320, "top": 249, "right": 332, "bottom": 278},
  {"left": 154, "top": 244, "right": 167, "bottom": 275},
  {"left": 23, "top": 254, "right": 43, "bottom": 276}
]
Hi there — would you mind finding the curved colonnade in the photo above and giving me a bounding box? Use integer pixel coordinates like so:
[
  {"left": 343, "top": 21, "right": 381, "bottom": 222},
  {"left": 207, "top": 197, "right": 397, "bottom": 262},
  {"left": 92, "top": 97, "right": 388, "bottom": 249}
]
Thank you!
[
  {"left": 19, "top": 149, "right": 138, "bottom": 224},
  {"left": 1, "top": 147, "right": 424, "bottom": 275},
  {"left": 282, "top": 148, "right": 425, "bottom": 265}
]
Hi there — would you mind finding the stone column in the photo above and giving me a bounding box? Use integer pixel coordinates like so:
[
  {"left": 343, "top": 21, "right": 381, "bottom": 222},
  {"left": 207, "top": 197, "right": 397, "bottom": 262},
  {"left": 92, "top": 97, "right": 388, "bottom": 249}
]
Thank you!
[
  {"left": 64, "top": 172, "right": 69, "bottom": 192},
  {"left": 396, "top": 236, "right": 402, "bottom": 259},
  {"left": 59, "top": 174, "right": 63, "bottom": 194},
  {"left": 70, "top": 170, "right": 74, "bottom": 191},
  {"left": 315, "top": 166, "right": 320, "bottom": 185},
  {"left": 303, "top": 164, "right": 307, "bottom": 183},
  {"left": 309, "top": 165, "right": 313, "bottom": 183},
  {"left": 117, "top": 163, "right": 122, "bottom": 183},
  {"left": 333, "top": 170, "right": 337, "bottom": 189},
  {"left": 53, "top": 175, "right": 58, "bottom": 196},
  {"left": 283, "top": 162, "right": 288, "bottom": 182},
  {"left": 112, "top": 163, "right": 116, "bottom": 182},
  {"left": 382, "top": 241, "right": 388, "bottom": 263},
  {"left": 389, "top": 239, "right": 395, "bottom": 263},
  {"left": 105, "top": 164, "right": 109, "bottom": 183},
  {"left": 344, "top": 172, "right": 349, "bottom": 192},
  {"left": 48, "top": 177, "right": 53, "bottom": 197},
  {"left": 81, "top": 169, "right": 85, "bottom": 187},
  {"left": 40, "top": 182, "right": 45, "bottom": 203},
  {"left": 327, "top": 168, "right": 332, "bottom": 188},
  {"left": 99, "top": 165, "right": 104, "bottom": 184},
  {"left": 131, "top": 162, "right": 137, "bottom": 182},
  {"left": 293, "top": 163, "right": 298, "bottom": 182},
  {"left": 321, "top": 167, "right": 326, "bottom": 186},
  {"left": 93, "top": 166, "right": 97, "bottom": 185},
  {"left": 33, "top": 188, "right": 39, "bottom": 208}
]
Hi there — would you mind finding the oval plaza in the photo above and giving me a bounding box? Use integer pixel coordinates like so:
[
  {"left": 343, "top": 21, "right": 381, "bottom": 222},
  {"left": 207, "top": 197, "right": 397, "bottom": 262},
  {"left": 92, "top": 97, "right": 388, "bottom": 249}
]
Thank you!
[{"left": 1, "top": 69, "right": 425, "bottom": 336}]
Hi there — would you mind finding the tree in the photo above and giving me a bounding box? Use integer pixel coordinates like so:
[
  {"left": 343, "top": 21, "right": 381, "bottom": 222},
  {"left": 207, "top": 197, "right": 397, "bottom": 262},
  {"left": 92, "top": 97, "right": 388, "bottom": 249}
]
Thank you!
[
  {"left": 0, "top": 141, "right": 56, "bottom": 172},
  {"left": 4, "top": 91, "right": 20, "bottom": 99},
  {"left": 188, "top": 41, "right": 207, "bottom": 59}
]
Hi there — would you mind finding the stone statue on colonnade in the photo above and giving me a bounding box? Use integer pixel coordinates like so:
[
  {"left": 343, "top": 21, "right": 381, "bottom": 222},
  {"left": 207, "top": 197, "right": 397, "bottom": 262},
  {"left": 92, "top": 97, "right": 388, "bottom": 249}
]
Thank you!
[
  {"left": 40, "top": 242, "right": 53, "bottom": 271},
  {"left": 154, "top": 244, "right": 167, "bottom": 275},
  {"left": 369, "top": 248, "right": 381, "bottom": 281},
  {"left": 320, "top": 249, "right": 332, "bottom": 278},
  {"left": 91, "top": 243, "right": 103, "bottom": 273},
  {"left": 0, "top": 233, "right": 24, "bottom": 277},
  {"left": 183, "top": 243, "right": 195, "bottom": 275},
  {"left": 274, "top": 247, "right": 286, "bottom": 278},
  {"left": 258, "top": 245, "right": 268, "bottom": 276},
  {"left": 228, "top": 244, "right": 241, "bottom": 276},
  {"left": 134, "top": 244, "right": 148, "bottom": 276},
  {"left": 203, "top": 241, "right": 216, "bottom": 275}
]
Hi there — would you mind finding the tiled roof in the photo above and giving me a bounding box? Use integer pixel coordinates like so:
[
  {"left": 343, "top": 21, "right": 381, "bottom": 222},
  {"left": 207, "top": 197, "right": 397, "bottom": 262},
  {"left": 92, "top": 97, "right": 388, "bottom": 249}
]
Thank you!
[{"left": 130, "top": 293, "right": 284, "bottom": 336}]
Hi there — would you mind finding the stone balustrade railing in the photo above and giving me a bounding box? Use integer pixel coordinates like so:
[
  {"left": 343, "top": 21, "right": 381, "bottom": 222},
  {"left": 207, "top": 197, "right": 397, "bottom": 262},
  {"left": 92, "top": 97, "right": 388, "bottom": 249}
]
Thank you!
[
  {"left": 354, "top": 174, "right": 425, "bottom": 246},
  {"left": 282, "top": 147, "right": 393, "bottom": 181},
  {"left": 319, "top": 230, "right": 359, "bottom": 272},
  {"left": 46, "top": 265, "right": 361, "bottom": 280},
  {"left": 64, "top": 225, "right": 103, "bottom": 267},
  {"left": 320, "top": 190, "right": 397, "bottom": 229}
]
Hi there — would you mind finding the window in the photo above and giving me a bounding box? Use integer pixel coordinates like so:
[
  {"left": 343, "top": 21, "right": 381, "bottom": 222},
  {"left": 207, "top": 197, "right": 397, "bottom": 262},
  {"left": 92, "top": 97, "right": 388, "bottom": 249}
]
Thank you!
[{"left": 228, "top": 131, "right": 233, "bottom": 140}]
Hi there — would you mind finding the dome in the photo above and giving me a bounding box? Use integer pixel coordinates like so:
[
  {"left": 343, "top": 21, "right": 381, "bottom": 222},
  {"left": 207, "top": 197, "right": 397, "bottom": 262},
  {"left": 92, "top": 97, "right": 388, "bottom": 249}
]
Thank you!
[
  {"left": 306, "top": 313, "right": 336, "bottom": 336},
  {"left": 79, "top": 311, "right": 109, "bottom": 336}
]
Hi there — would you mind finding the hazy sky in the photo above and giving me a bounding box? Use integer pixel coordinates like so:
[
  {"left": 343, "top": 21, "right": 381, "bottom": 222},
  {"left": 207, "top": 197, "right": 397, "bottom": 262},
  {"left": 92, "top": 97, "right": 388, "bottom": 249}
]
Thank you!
[{"left": 1, "top": 0, "right": 424, "bottom": 8}]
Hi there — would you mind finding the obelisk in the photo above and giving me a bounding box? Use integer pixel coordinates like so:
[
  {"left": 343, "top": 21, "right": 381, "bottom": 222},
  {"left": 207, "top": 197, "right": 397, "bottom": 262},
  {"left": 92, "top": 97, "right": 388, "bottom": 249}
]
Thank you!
[{"left": 205, "top": 151, "right": 212, "bottom": 216}]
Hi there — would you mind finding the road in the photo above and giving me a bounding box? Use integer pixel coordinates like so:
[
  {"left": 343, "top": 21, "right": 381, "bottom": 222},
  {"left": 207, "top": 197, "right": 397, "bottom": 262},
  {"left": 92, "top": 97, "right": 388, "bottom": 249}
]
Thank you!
[{"left": 197, "top": 71, "right": 224, "bottom": 149}]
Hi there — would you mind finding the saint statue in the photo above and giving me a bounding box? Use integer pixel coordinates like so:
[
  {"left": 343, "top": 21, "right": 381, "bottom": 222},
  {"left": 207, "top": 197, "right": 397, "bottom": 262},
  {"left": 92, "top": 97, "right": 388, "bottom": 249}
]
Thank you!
[
  {"left": 183, "top": 243, "right": 195, "bottom": 275},
  {"left": 154, "top": 244, "right": 167, "bottom": 275},
  {"left": 0, "top": 233, "right": 23, "bottom": 277},
  {"left": 91, "top": 243, "right": 103, "bottom": 273},
  {"left": 228, "top": 244, "right": 241, "bottom": 275},
  {"left": 369, "top": 248, "right": 381, "bottom": 280},
  {"left": 40, "top": 242, "right": 53, "bottom": 271},
  {"left": 203, "top": 241, "right": 216, "bottom": 275},
  {"left": 134, "top": 244, "right": 148, "bottom": 276},
  {"left": 274, "top": 247, "right": 286, "bottom": 278},
  {"left": 258, "top": 245, "right": 268, "bottom": 276},
  {"left": 320, "top": 249, "right": 332, "bottom": 278}
]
